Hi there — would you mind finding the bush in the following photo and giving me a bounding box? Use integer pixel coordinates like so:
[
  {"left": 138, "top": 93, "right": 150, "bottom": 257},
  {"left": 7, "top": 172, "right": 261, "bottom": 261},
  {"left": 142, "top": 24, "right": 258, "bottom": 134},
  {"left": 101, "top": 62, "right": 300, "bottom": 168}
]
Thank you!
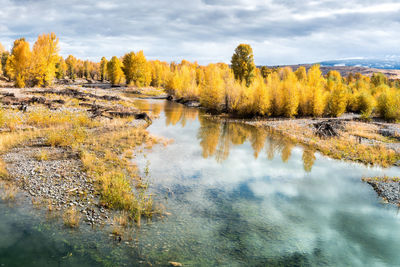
[
  {"left": 357, "top": 90, "right": 376, "bottom": 119},
  {"left": 377, "top": 88, "right": 400, "bottom": 121}
]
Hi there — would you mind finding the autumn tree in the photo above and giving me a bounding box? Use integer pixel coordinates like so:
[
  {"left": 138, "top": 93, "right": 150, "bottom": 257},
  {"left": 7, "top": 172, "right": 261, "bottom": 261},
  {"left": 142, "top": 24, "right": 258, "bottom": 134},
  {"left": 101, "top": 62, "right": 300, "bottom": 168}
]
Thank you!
[
  {"left": 1, "top": 50, "right": 9, "bottom": 78},
  {"left": 281, "top": 67, "right": 299, "bottom": 117},
  {"left": 326, "top": 71, "right": 347, "bottom": 117},
  {"left": 377, "top": 88, "right": 400, "bottom": 121},
  {"left": 0, "top": 42, "right": 4, "bottom": 75},
  {"left": 231, "top": 44, "right": 256, "bottom": 87},
  {"left": 260, "top": 66, "right": 273, "bottom": 78},
  {"left": 107, "top": 56, "right": 124, "bottom": 85},
  {"left": 199, "top": 64, "right": 225, "bottom": 110},
  {"left": 31, "top": 33, "right": 59, "bottom": 86},
  {"left": 268, "top": 71, "right": 284, "bottom": 116},
  {"left": 122, "top": 51, "right": 151, "bottom": 86},
  {"left": 55, "top": 56, "right": 66, "bottom": 79},
  {"left": 150, "top": 60, "right": 170, "bottom": 88},
  {"left": 65, "top": 55, "right": 77, "bottom": 80},
  {"left": 371, "top": 72, "right": 387, "bottom": 87},
  {"left": 5, "top": 38, "right": 32, "bottom": 88},
  {"left": 307, "top": 65, "right": 326, "bottom": 117},
  {"left": 99, "top": 57, "right": 108, "bottom": 81}
]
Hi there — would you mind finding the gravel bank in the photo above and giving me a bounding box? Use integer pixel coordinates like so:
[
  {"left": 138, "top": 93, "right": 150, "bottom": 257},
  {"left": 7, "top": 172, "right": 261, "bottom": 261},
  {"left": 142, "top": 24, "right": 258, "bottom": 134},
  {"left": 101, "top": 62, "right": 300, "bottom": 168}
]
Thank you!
[{"left": 2, "top": 143, "right": 111, "bottom": 225}]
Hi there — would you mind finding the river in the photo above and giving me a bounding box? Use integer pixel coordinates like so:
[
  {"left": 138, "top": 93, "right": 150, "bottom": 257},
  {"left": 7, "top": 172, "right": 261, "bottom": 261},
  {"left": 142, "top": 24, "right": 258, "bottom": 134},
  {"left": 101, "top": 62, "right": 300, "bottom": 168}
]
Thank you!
[{"left": 0, "top": 98, "right": 399, "bottom": 266}]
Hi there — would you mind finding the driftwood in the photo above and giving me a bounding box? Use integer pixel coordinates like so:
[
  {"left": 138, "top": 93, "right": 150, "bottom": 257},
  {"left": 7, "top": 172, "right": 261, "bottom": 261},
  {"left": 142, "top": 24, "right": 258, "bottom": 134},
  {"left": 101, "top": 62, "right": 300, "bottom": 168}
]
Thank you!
[
  {"left": 31, "top": 88, "right": 121, "bottom": 101},
  {"left": 313, "top": 120, "right": 343, "bottom": 137}
]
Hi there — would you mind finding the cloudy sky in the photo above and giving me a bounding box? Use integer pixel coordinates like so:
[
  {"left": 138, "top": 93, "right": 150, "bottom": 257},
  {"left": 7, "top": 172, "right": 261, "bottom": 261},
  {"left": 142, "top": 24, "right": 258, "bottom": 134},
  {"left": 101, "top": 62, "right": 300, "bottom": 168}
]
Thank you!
[{"left": 0, "top": 0, "right": 399, "bottom": 65}]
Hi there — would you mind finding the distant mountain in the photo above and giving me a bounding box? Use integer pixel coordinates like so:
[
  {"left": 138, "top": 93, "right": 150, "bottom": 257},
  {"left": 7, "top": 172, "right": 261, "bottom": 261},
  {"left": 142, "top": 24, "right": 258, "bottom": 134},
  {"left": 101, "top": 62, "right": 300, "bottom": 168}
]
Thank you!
[{"left": 318, "top": 58, "right": 400, "bottom": 70}]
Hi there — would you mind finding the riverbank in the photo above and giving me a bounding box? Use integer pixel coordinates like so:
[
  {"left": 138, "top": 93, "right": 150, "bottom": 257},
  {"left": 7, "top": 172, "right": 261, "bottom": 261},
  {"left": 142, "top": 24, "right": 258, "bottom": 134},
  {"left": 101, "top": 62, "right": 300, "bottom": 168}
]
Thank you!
[{"left": 0, "top": 85, "right": 163, "bottom": 229}]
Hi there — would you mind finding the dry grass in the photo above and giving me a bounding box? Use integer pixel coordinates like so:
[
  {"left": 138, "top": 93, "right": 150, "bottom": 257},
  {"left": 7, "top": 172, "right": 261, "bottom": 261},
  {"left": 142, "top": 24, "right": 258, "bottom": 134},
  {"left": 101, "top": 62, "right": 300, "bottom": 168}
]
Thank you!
[
  {"left": 63, "top": 206, "right": 81, "bottom": 228},
  {"left": 0, "top": 87, "right": 161, "bottom": 226},
  {"left": 0, "top": 160, "right": 8, "bottom": 179},
  {"left": 34, "top": 149, "right": 49, "bottom": 161},
  {"left": 0, "top": 182, "right": 18, "bottom": 201},
  {"left": 264, "top": 120, "right": 400, "bottom": 167},
  {"left": 362, "top": 176, "right": 400, "bottom": 183},
  {"left": 345, "top": 122, "right": 393, "bottom": 142}
]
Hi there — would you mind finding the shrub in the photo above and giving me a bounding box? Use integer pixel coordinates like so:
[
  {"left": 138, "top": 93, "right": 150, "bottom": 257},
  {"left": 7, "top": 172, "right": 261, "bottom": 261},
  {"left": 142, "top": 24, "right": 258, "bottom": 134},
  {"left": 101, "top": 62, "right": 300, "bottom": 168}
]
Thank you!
[
  {"left": 377, "top": 88, "right": 400, "bottom": 121},
  {"left": 357, "top": 90, "right": 376, "bottom": 119}
]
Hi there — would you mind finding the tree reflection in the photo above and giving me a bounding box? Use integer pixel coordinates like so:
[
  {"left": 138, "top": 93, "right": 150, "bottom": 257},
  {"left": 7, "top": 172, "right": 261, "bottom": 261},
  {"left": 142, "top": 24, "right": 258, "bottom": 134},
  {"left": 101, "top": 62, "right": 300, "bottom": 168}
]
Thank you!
[
  {"left": 164, "top": 101, "right": 199, "bottom": 127},
  {"left": 302, "top": 148, "right": 316, "bottom": 172},
  {"left": 198, "top": 116, "right": 221, "bottom": 158},
  {"left": 197, "top": 117, "right": 300, "bottom": 165}
]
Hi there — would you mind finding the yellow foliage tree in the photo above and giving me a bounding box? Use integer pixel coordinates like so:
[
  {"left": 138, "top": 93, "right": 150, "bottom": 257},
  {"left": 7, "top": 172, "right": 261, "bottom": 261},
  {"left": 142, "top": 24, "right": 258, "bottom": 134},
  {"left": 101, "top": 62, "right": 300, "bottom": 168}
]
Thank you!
[
  {"left": 307, "top": 65, "right": 326, "bottom": 117},
  {"left": 55, "top": 56, "right": 67, "bottom": 79},
  {"left": 0, "top": 42, "right": 4, "bottom": 75},
  {"left": 326, "top": 71, "right": 347, "bottom": 117},
  {"left": 31, "top": 33, "right": 59, "bottom": 86},
  {"left": 245, "top": 74, "right": 270, "bottom": 115},
  {"left": 99, "top": 57, "right": 108, "bottom": 81},
  {"left": 268, "top": 72, "right": 284, "bottom": 116},
  {"left": 199, "top": 64, "right": 225, "bottom": 110},
  {"left": 377, "top": 88, "right": 400, "bottom": 121},
  {"left": 65, "top": 55, "right": 77, "bottom": 80},
  {"left": 122, "top": 51, "right": 151, "bottom": 86},
  {"left": 5, "top": 38, "right": 32, "bottom": 88},
  {"left": 107, "top": 56, "right": 124, "bottom": 85},
  {"left": 281, "top": 67, "right": 299, "bottom": 117}
]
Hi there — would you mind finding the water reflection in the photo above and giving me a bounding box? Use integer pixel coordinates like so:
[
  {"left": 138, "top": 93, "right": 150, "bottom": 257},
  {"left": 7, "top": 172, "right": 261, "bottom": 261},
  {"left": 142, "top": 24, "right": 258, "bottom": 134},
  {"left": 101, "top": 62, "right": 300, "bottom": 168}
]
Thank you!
[
  {"left": 197, "top": 115, "right": 316, "bottom": 171},
  {"left": 133, "top": 98, "right": 400, "bottom": 266},
  {"left": 133, "top": 98, "right": 318, "bottom": 172}
]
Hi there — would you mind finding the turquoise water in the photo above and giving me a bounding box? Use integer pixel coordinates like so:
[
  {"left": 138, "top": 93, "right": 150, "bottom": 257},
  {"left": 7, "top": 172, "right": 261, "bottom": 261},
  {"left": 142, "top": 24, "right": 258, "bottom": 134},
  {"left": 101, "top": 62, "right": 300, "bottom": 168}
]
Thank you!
[{"left": 1, "top": 98, "right": 400, "bottom": 266}]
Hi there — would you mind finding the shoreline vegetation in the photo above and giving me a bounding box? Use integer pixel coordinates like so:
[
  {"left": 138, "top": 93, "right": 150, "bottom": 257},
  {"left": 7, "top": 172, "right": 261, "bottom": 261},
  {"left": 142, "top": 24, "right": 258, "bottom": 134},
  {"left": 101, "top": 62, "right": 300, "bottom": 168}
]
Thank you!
[
  {"left": 0, "top": 32, "right": 400, "bottom": 230},
  {"left": 0, "top": 85, "right": 167, "bottom": 231}
]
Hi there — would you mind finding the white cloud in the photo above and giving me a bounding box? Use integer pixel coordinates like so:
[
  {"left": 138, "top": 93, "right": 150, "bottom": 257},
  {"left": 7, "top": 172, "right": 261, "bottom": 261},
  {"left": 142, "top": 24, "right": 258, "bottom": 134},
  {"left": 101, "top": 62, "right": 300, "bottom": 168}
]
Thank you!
[{"left": 0, "top": 0, "right": 399, "bottom": 65}]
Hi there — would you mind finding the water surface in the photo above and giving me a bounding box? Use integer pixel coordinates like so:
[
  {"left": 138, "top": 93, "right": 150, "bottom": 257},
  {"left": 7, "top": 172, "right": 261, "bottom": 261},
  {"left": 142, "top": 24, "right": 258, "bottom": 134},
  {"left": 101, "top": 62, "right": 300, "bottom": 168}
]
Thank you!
[{"left": 1, "top": 98, "right": 400, "bottom": 266}]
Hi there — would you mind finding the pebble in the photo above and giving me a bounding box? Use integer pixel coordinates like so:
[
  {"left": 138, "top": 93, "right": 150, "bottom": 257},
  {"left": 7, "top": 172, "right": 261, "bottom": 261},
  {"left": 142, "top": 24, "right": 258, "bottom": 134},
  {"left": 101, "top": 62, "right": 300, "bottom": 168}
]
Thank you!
[{"left": 2, "top": 146, "right": 111, "bottom": 225}]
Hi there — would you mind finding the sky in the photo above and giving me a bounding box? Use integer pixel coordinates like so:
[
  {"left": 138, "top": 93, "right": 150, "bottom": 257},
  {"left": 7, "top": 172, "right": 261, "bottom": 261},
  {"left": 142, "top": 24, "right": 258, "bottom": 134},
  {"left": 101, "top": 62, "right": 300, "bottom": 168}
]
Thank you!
[{"left": 0, "top": 0, "right": 399, "bottom": 65}]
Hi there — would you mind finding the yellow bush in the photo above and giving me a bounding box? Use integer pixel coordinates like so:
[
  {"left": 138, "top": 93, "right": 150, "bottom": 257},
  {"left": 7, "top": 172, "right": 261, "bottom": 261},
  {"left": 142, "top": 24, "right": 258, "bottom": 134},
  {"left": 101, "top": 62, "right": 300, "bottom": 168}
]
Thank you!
[{"left": 377, "top": 88, "right": 400, "bottom": 121}]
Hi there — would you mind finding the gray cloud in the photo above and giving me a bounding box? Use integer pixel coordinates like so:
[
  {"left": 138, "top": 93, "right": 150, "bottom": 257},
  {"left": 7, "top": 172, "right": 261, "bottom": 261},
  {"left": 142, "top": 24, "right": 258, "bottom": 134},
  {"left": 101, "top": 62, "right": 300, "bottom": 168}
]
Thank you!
[{"left": 0, "top": 0, "right": 399, "bottom": 65}]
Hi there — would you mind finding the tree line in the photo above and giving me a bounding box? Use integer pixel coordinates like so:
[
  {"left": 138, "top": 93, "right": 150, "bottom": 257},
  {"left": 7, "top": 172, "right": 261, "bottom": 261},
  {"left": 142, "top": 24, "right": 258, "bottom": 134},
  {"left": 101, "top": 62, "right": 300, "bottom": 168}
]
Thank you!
[{"left": 0, "top": 34, "right": 399, "bottom": 121}]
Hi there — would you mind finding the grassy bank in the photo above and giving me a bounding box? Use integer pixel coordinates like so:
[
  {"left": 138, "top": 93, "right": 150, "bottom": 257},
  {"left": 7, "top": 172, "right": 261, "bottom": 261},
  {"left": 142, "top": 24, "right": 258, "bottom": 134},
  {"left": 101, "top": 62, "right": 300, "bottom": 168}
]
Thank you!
[{"left": 0, "top": 86, "right": 161, "bottom": 228}]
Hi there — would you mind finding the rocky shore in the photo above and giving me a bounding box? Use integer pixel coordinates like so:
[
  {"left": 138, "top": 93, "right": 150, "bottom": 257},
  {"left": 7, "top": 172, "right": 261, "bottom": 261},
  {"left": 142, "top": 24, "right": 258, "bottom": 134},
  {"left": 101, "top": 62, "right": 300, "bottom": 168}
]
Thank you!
[
  {"left": 3, "top": 144, "right": 111, "bottom": 225},
  {"left": 362, "top": 177, "right": 400, "bottom": 205},
  {"left": 0, "top": 84, "right": 155, "bottom": 227}
]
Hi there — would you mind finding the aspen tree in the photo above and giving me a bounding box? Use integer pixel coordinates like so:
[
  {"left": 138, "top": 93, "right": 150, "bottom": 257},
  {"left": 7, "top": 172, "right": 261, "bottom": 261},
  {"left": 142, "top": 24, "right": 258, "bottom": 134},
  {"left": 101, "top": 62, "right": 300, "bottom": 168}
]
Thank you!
[
  {"left": 55, "top": 56, "right": 67, "bottom": 79},
  {"left": 107, "top": 56, "right": 124, "bottom": 85},
  {"left": 307, "top": 65, "right": 326, "bottom": 117},
  {"left": 31, "top": 33, "right": 59, "bottom": 86},
  {"left": 281, "top": 67, "right": 299, "bottom": 117},
  {"left": 5, "top": 38, "right": 32, "bottom": 88},
  {"left": 65, "top": 55, "right": 77, "bottom": 80}
]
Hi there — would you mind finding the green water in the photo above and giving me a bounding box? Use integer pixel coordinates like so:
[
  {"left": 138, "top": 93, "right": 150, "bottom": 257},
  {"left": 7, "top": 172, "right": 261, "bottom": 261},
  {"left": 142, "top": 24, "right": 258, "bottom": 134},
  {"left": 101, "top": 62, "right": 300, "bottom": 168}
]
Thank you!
[{"left": 1, "top": 98, "right": 399, "bottom": 266}]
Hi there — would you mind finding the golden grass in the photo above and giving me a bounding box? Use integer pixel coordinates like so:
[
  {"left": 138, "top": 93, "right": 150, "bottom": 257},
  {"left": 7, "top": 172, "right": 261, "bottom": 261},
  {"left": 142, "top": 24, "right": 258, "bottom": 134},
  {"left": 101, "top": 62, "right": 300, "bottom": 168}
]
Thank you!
[
  {"left": 0, "top": 182, "right": 18, "bottom": 201},
  {"left": 63, "top": 206, "right": 81, "bottom": 228},
  {"left": 0, "top": 160, "right": 8, "bottom": 179},
  {"left": 267, "top": 120, "right": 400, "bottom": 168},
  {"left": 0, "top": 88, "right": 160, "bottom": 226},
  {"left": 362, "top": 176, "right": 400, "bottom": 183},
  {"left": 34, "top": 149, "right": 49, "bottom": 161}
]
